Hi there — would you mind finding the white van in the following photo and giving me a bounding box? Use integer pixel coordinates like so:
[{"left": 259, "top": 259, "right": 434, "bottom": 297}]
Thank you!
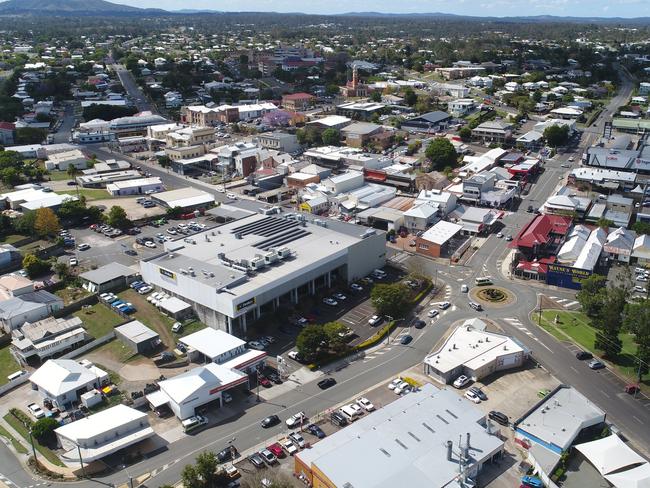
[
  {"left": 7, "top": 370, "right": 25, "bottom": 382},
  {"left": 372, "top": 269, "right": 387, "bottom": 279},
  {"left": 182, "top": 415, "right": 208, "bottom": 433},
  {"left": 339, "top": 405, "right": 358, "bottom": 423}
]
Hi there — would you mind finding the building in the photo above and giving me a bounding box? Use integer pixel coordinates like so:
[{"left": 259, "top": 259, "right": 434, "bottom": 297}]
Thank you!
[
  {"left": 435, "top": 66, "right": 487, "bottom": 80},
  {"left": 109, "top": 113, "right": 168, "bottom": 137},
  {"left": 448, "top": 99, "right": 476, "bottom": 117},
  {"left": 403, "top": 202, "right": 440, "bottom": 231},
  {"left": 106, "top": 177, "right": 164, "bottom": 196},
  {"left": 44, "top": 149, "right": 88, "bottom": 171},
  {"left": 424, "top": 319, "right": 527, "bottom": 384},
  {"left": 29, "top": 359, "right": 109, "bottom": 409},
  {"left": 294, "top": 383, "right": 504, "bottom": 488},
  {"left": 604, "top": 227, "right": 636, "bottom": 263},
  {"left": 151, "top": 187, "right": 215, "bottom": 212},
  {"left": 11, "top": 316, "right": 86, "bottom": 365},
  {"left": 282, "top": 93, "right": 315, "bottom": 111},
  {"left": 55, "top": 404, "right": 154, "bottom": 463},
  {"left": 0, "top": 187, "right": 77, "bottom": 213},
  {"left": 510, "top": 214, "right": 572, "bottom": 261},
  {"left": 633, "top": 234, "right": 650, "bottom": 264},
  {"left": 255, "top": 132, "right": 300, "bottom": 153},
  {"left": 0, "top": 290, "right": 63, "bottom": 333},
  {"left": 339, "top": 67, "right": 368, "bottom": 98},
  {"left": 115, "top": 320, "right": 160, "bottom": 354},
  {"left": 401, "top": 111, "right": 452, "bottom": 133},
  {"left": 179, "top": 328, "right": 266, "bottom": 371},
  {"left": 306, "top": 115, "right": 352, "bottom": 132},
  {"left": 79, "top": 263, "right": 139, "bottom": 293},
  {"left": 336, "top": 101, "right": 386, "bottom": 121},
  {"left": 584, "top": 144, "right": 650, "bottom": 174},
  {"left": 568, "top": 167, "right": 637, "bottom": 191},
  {"left": 340, "top": 122, "right": 391, "bottom": 149},
  {"left": 0, "top": 122, "right": 15, "bottom": 145},
  {"left": 416, "top": 189, "right": 457, "bottom": 216},
  {"left": 471, "top": 120, "right": 513, "bottom": 144},
  {"left": 415, "top": 220, "right": 463, "bottom": 258},
  {"left": 76, "top": 170, "right": 143, "bottom": 188},
  {"left": 140, "top": 204, "right": 386, "bottom": 334},
  {"left": 456, "top": 206, "right": 500, "bottom": 235}
]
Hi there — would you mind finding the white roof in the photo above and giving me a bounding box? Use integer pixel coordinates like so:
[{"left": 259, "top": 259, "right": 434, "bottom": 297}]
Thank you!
[
  {"left": 424, "top": 320, "right": 524, "bottom": 374},
  {"left": 307, "top": 115, "right": 351, "bottom": 127},
  {"left": 55, "top": 404, "right": 146, "bottom": 443},
  {"left": 420, "top": 220, "right": 462, "bottom": 245},
  {"left": 158, "top": 362, "right": 247, "bottom": 404},
  {"left": 633, "top": 234, "right": 650, "bottom": 260},
  {"left": 30, "top": 359, "right": 107, "bottom": 396},
  {"left": 115, "top": 320, "right": 158, "bottom": 343},
  {"left": 153, "top": 187, "right": 215, "bottom": 209},
  {"left": 575, "top": 435, "right": 647, "bottom": 476},
  {"left": 106, "top": 177, "right": 162, "bottom": 190},
  {"left": 179, "top": 328, "right": 245, "bottom": 361},
  {"left": 605, "top": 462, "right": 650, "bottom": 488}
]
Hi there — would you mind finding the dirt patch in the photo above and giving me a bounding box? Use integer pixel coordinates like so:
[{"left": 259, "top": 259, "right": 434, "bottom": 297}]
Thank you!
[{"left": 93, "top": 198, "right": 165, "bottom": 221}]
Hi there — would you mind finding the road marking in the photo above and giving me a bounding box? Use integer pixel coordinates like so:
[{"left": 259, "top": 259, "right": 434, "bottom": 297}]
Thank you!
[
  {"left": 570, "top": 366, "right": 579, "bottom": 373},
  {"left": 633, "top": 416, "right": 643, "bottom": 424},
  {"left": 599, "top": 389, "right": 611, "bottom": 399}
]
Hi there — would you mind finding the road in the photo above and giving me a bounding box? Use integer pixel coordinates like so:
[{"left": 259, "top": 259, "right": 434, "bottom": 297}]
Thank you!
[{"left": 112, "top": 63, "right": 158, "bottom": 114}]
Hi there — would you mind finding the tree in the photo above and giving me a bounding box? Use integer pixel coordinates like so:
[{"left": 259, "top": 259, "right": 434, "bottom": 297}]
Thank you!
[
  {"left": 458, "top": 127, "right": 472, "bottom": 142},
  {"left": 14, "top": 128, "right": 47, "bottom": 145},
  {"left": 404, "top": 88, "right": 417, "bottom": 106},
  {"left": 33, "top": 207, "right": 60, "bottom": 238},
  {"left": 67, "top": 165, "right": 79, "bottom": 179},
  {"left": 593, "top": 286, "right": 627, "bottom": 359},
  {"left": 369, "top": 90, "right": 382, "bottom": 102},
  {"left": 194, "top": 451, "right": 218, "bottom": 488},
  {"left": 323, "top": 321, "right": 349, "bottom": 349},
  {"left": 595, "top": 328, "right": 622, "bottom": 359},
  {"left": 53, "top": 262, "right": 71, "bottom": 282},
  {"left": 576, "top": 275, "right": 607, "bottom": 317},
  {"left": 22, "top": 254, "right": 50, "bottom": 278},
  {"left": 13, "top": 210, "right": 36, "bottom": 235},
  {"left": 31, "top": 417, "right": 59, "bottom": 443},
  {"left": 543, "top": 124, "right": 569, "bottom": 147},
  {"left": 623, "top": 300, "right": 650, "bottom": 381},
  {"left": 321, "top": 128, "right": 340, "bottom": 146},
  {"left": 180, "top": 464, "right": 201, "bottom": 488},
  {"left": 82, "top": 104, "right": 137, "bottom": 121},
  {"left": 371, "top": 283, "right": 409, "bottom": 318},
  {"left": 425, "top": 138, "right": 458, "bottom": 171},
  {"left": 296, "top": 325, "right": 328, "bottom": 362},
  {"left": 107, "top": 206, "right": 130, "bottom": 229},
  {"left": 596, "top": 218, "right": 614, "bottom": 229},
  {"left": 166, "top": 206, "right": 183, "bottom": 218}
]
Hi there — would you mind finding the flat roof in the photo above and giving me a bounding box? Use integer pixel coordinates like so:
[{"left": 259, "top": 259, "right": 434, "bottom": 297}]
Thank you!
[
  {"left": 106, "top": 177, "right": 162, "bottom": 190},
  {"left": 180, "top": 328, "right": 245, "bottom": 360},
  {"left": 297, "top": 383, "right": 503, "bottom": 488},
  {"left": 55, "top": 404, "right": 147, "bottom": 443},
  {"left": 420, "top": 220, "right": 463, "bottom": 245},
  {"left": 158, "top": 362, "right": 248, "bottom": 404},
  {"left": 153, "top": 187, "right": 215, "bottom": 208}
]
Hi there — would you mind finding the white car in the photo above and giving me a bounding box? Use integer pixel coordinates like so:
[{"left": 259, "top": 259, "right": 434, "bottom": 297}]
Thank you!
[
  {"left": 348, "top": 403, "right": 363, "bottom": 416},
  {"left": 286, "top": 412, "right": 306, "bottom": 428},
  {"left": 453, "top": 375, "right": 470, "bottom": 389},
  {"left": 464, "top": 390, "right": 481, "bottom": 404},
  {"left": 27, "top": 403, "right": 45, "bottom": 419},
  {"left": 171, "top": 322, "right": 183, "bottom": 333},
  {"left": 394, "top": 381, "right": 410, "bottom": 395},
  {"left": 281, "top": 439, "right": 298, "bottom": 456},
  {"left": 350, "top": 283, "right": 363, "bottom": 292},
  {"left": 289, "top": 431, "right": 306, "bottom": 448},
  {"left": 287, "top": 350, "right": 299, "bottom": 360},
  {"left": 368, "top": 315, "right": 382, "bottom": 326},
  {"left": 634, "top": 285, "right": 647, "bottom": 293},
  {"left": 147, "top": 292, "right": 162, "bottom": 303},
  {"left": 496, "top": 232, "right": 503, "bottom": 238},
  {"left": 322, "top": 297, "right": 338, "bottom": 306},
  {"left": 144, "top": 241, "right": 156, "bottom": 248},
  {"left": 357, "top": 397, "right": 375, "bottom": 412},
  {"left": 226, "top": 192, "right": 237, "bottom": 200},
  {"left": 461, "top": 284, "right": 469, "bottom": 293},
  {"left": 637, "top": 276, "right": 648, "bottom": 282},
  {"left": 427, "top": 309, "right": 439, "bottom": 318},
  {"left": 137, "top": 285, "right": 153, "bottom": 294},
  {"left": 438, "top": 301, "right": 451, "bottom": 310},
  {"left": 388, "top": 378, "right": 402, "bottom": 390},
  {"left": 635, "top": 267, "right": 646, "bottom": 274},
  {"left": 77, "top": 243, "right": 90, "bottom": 251},
  {"left": 69, "top": 257, "right": 78, "bottom": 266},
  {"left": 333, "top": 293, "right": 347, "bottom": 301}
]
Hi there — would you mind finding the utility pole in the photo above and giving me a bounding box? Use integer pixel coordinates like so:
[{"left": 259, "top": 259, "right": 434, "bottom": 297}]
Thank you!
[
  {"left": 77, "top": 443, "right": 86, "bottom": 477},
  {"left": 28, "top": 429, "right": 37, "bottom": 464}
]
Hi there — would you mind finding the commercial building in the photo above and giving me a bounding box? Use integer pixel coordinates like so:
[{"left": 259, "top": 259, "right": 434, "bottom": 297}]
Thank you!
[
  {"left": 115, "top": 320, "right": 160, "bottom": 354},
  {"left": 294, "top": 383, "right": 504, "bottom": 488},
  {"left": 30, "top": 359, "right": 109, "bottom": 409},
  {"left": 106, "top": 177, "right": 164, "bottom": 196},
  {"left": 471, "top": 120, "right": 513, "bottom": 144},
  {"left": 415, "top": 220, "right": 463, "bottom": 258},
  {"left": 0, "top": 187, "right": 77, "bottom": 213},
  {"left": 76, "top": 170, "right": 142, "bottom": 188},
  {"left": 55, "top": 405, "right": 154, "bottom": 463},
  {"left": 340, "top": 122, "right": 392, "bottom": 149},
  {"left": 0, "top": 289, "right": 63, "bottom": 333},
  {"left": 44, "top": 149, "right": 88, "bottom": 171},
  {"left": 424, "top": 319, "right": 527, "bottom": 384},
  {"left": 306, "top": 115, "right": 352, "bottom": 132},
  {"left": 401, "top": 111, "right": 452, "bottom": 133},
  {"left": 336, "top": 101, "right": 386, "bottom": 121},
  {"left": 281, "top": 92, "right": 315, "bottom": 111},
  {"left": 151, "top": 187, "right": 215, "bottom": 211},
  {"left": 140, "top": 205, "right": 386, "bottom": 334},
  {"left": 11, "top": 316, "right": 86, "bottom": 365},
  {"left": 510, "top": 214, "right": 572, "bottom": 261},
  {"left": 255, "top": 132, "right": 300, "bottom": 153}
]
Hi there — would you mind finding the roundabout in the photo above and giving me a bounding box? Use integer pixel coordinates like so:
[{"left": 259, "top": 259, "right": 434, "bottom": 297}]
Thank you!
[{"left": 469, "top": 285, "right": 517, "bottom": 308}]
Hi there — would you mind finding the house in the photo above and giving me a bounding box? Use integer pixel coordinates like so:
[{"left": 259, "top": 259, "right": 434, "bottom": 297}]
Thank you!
[
  {"left": 55, "top": 404, "right": 154, "bottom": 463},
  {"left": 448, "top": 98, "right": 476, "bottom": 116},
  {"left": 549, "top": 107, "right": 583, "bottom": 119},
  {"left": 11, "top": 316, "right": 86, "bottom": 365},
  {"left": 79, "top": 263, "right": 139, "bottom": 293},
  {"left": 106, "top": 177, "right": 164, "bottom": 196},
  {"left": 403, "top": 202, "right": 440, "bottom": 231},
  {"left": 0, "top": 290, "right": 63, "bottom": 333},
  {"left": 0, "top": 187, "right": 77, "bottom": 213},
  {"left": 456, "top": 206, "right": 500, "bottom": 235},
  {"left": 300, "top": 194, "right": 329, "bottom": 214},
  {"left": 604, "top": 194, "right": 633, "bottom": 227},
  {"left": 604, "top": 227, "right": 636, "bottom": 263},
  {"left": 115, "top": 320, "right": 160, "bottom": 354},
  {"left": 281, "top": 92, "right": 315, "bottom": 111},
  {"left": 29, "top": 359, "right": 109, "bottom": 409},
  {"left": 633, "top": 234, "right": 650, "bottom": 264},
  {"left": 0, "top": 122, "right": 15, "bottom": 145},
  {"left": 471, "top": 120, "right": 513, "bottom": 143},
  {"left": 340, "top": 122, "right": 391, "bottom": 149},
  {"left": 415, "top": 220, "right": 463, "bottom": 258},
  {"left": 401, "top": 111, "right": 452, "bottom": 133},
  {"left": 516, "top": 130, "right": 544, "bottom": 151},
  {"left": 424, "top": 318, "right": 527, "bottom": 384}
]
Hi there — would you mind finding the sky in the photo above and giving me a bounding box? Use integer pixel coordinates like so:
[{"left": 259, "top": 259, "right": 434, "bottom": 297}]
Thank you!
[{"left": 112, "top": 0, "right": 650, "bottom": 17}]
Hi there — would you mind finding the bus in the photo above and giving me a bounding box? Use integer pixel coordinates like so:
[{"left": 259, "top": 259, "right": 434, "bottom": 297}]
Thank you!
[{"left": 475, "top": 277, "right": 493, "bottom": 286}]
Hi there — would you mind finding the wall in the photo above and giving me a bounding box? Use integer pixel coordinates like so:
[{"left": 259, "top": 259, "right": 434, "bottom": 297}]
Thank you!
[
  {"left": 60, "top": 331, "right": 116, "bottom": 360},
  {"left": 346, "top": 231, "right": 387, "bottom": 283}
]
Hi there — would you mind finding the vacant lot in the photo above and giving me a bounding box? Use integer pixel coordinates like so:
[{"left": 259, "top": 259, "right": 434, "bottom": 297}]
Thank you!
[{"left": 73, "top": 303, "right": 124, "bottom": 339}]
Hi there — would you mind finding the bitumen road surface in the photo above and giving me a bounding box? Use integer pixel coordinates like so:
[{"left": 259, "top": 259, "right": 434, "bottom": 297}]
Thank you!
[{"left": 112, "top": 63, "right": 157, "bottom": 114}]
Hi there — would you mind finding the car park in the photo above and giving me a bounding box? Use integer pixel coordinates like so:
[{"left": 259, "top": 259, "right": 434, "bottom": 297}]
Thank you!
[
  {"left": 286, "top": 412, "right": 306, "bottom": 428},
  {"left": 464, "top": 390, "right": 481, "bottom": 403},
  {"left": 289, "top": 431, "right": 306, "bottom": 448},
  {"left": 453, "top": 375, "right": 470, "bottom": 388},
  {"left": 305, "top": 423, "right": 326, "bottom": 438},
  {"left": 261, "top": 415, "right": 280, "bottom": 428},
  {"left": 247, "top": 452, "right": 265, "bottom": 469},
  {"left": 330, "top": 411, "right": 347, "bottom": 427},
  {"left": 266, "top": 442, "right": 284, "bottom": 458},
  {"left": 69, "top": 257, "right": 78, "bottom": 266},
  {"left": 144, "top": 241, "right": 156, "bottom": 248},
  {"left": 488, "top": 410, "right": 509, "bottom": 426},
  {"left": 357, "top": 397, "right": 375, "bottom": 411},
  {"left": 394, "top": 381, "right": 411, "bottom": 395},
  {"left": 317, "top": 377, "right": 336, "bottom": 390},
  {"left": 333, "top": 292, "right": 347, "bottom": 301}
]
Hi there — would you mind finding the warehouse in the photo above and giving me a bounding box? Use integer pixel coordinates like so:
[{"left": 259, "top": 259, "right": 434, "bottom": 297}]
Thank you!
[
  {"left": 140, "top": 204, "right": 386, "bottom": 335},
  {"left": 179, "top": 327, "right": 266, "bottom": 371},
  {"left": 151, "top": 187, "right": 215, "bottom": 211},
  {"left": 106, "top": 177, "right": 164, "bottom": 196},
  {"left": 115, "top": 320, "right": 160, "bottom": 354},
  {"left": 294, "top": 383, "right": 504, "bottom": 488}
]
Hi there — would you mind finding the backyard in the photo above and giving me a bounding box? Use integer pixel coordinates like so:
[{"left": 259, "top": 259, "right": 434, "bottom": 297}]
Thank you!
[
  {"left": 0, "top": 346, "right": 21, "bottom": 385},
  {"left": 538, "top": 310, "right": 648, "bottom": 386},
  {"left": 73, "top": 303, "right": 124, "bottom": 339}
]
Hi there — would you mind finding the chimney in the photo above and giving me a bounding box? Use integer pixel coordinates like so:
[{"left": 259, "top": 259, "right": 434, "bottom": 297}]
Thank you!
[
  {"left": 446, "top": 440, "right": 453, "bottom": 461},
  {"left": 466, "top": 432, "right": 471, "bottom": 450}
]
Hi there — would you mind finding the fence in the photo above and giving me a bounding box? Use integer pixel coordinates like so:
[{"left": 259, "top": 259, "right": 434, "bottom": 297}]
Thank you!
[
  {"left": 53, "top": 294, "right": 98, "bottom": 319},
  {"left": 0, "top": 372, "right": 31, "bottom": 397},
  {"left": 61, "top": 331, "right": 116, "bottom": 360}
]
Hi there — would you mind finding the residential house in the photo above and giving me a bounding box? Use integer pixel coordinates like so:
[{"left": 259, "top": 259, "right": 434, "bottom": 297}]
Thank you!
[
  {"left": 448, "top": 98, "right": 476, "bottom": 116},
  {"left": 11, "top": 316, "right": 87, "bottom": 365},
  {"left": 401, "top": 111, "right": 452, "bottom": 133},
  {"left": 340, "top": 122, "right": 392, "bottom": 149},
  {"left": 604, "top": 227, "right": 636, "bottom": 263},
  {"left": 0, "top": 289, "right": 63, "bottom": 333}
]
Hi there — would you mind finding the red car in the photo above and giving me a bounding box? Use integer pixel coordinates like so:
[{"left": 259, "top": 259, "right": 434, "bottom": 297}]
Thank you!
[
  {"left": 625, "top": 384, "right": 640, "bottom": 394},
  {"left": 258, "top": 376, "right": 272, "bottom": 388},
  {"left": 266, "top": 442, "right": 284, "bottom": 458}
]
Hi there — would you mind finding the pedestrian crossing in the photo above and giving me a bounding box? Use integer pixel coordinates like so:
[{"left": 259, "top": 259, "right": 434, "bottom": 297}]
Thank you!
[
  {"left": 503, "top": 317, "right": 540, "bottom": 342},
  {"left": 548, "top": 296, "right": 581, "bottom": 310}
]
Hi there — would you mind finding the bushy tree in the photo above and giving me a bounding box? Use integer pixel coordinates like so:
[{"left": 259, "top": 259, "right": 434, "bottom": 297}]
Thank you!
[
  {"left": 404, "top": 88, "right": 417, "bottom": 106},
  {"left": 33, "top": 208, "right": 60, "bottom": 238},
  {"left": 321, "top": 128, "right": 340, "bottom": 146},
  {"left": 576, "top": 275, "right": 607, "bottom": 317},
  {"left": 371, "top": 283, "right": 409, "bottom": 318},
  {"left": 459, "top": 127, "right": 472, "bottom": 142},
  {"left": 107, "top": 206, "right": 130, "bottom": 229},
  {"left": 22, "top": 254, "right": 50, "bottom": 278},
  {"left": 425, "top": 138, "right": 457, "bottom": 171},
  {"left": 296, "top": 325, "right": 328, "bottom": 361},
  {"left": 543, "top": 124, "right": 569, "bottom": 147},
  {"left": 31, "top": 417, "right": 59, "bottom": 443}
]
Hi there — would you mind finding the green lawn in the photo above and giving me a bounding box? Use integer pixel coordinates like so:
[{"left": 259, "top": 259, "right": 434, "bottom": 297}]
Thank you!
[
  {"left": 3, "top": 413, "right": 63, "bottom": 466},
  {"left": 61, "top": 188, "right": 108, "bottom": 201},
  {"left": 73, "top": 303, "right": 124, "bottom": 339},
  {"left": 0, "top": 423, "right": 28, "bottom": 454},
  {"left": 538, "top": 310, "right": 648, "bottom": 384},
  {"left": 0, "top": 234, "right": 28, "bottom": 245},
  {"left": 18, "top": 240, "right": 51, "bottom": 255},
  {"left": 93, "top": 339, "right": 140, "bottom": 364},
  {"left": 47, "top": 171, "right": 72, "bottom": 181},
  {"left": 0, "top": 346, "right": 22, "bottom": 386},
  {"left": 54, "top": 286, "right": 91, "bottom": 306},
  {"left": 118, "top": 289, "right": 175, "bottom": 347},
  {"left": 178, "top": 319, "right": 207, "bottom": 338}
]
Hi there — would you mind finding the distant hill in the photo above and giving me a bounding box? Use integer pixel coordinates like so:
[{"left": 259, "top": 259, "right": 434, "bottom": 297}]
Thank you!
[{"left": 0, "top": 0, "right": 166, "bottom": 15}]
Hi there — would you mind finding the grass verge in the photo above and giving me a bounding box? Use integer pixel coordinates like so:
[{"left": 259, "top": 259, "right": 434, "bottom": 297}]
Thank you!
[
  {"left": 3, "top": 413, "right": 63, "bottom": 466},
  {"left": 0, "top": 423, "right": 28, "bottom": 454}
]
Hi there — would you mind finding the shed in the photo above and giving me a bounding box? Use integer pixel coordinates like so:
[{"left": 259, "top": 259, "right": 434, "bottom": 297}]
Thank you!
[
  {"left": 115, "top": 320, "right": 160, "bottom": 354},
  {"left": 158, "top": 297, "right": 193, "bottom": 320},
  {"left": 80, "top": 263, "right": 139, "bottom": 293}
]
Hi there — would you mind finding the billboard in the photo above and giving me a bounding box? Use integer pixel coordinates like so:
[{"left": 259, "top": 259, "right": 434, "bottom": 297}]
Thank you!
[{"left": 546, "top": 263, "right": 591, "bottom": 290}]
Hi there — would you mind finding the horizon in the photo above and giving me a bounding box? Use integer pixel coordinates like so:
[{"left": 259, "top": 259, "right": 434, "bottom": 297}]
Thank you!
[{"left": 2, "top": 0, "right": 650, "bottom": 18}]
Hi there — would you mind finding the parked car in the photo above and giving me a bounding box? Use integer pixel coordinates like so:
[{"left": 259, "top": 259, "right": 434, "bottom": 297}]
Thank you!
[
  {"left": 575, "top": 350, "right": 593, "bottom": 360},
  {"left": 357, "top": 397, "right": 375, "bottom": 412},
  {"left": 453, "top": 375, "right": 470, "bottom": 389},
  {"left": 350, "top": 283, "right": 363, "bottom": 292},
  {"left": 388, "top": 378, "right": 402, "bottom": 390},
  {"left": 368, "top": 315, "right": 382, "bottom": 326},
  {"left": 281, "top": 439, "right": 298, "bottom": 456},
  {"left": 258, "top": 448, "right": 277, "bottom": 465},
  {"left": 247, "top": 452, "right": 265, "bottom": 469},
  {"left": 27, "top": 403, "right": 45, "bottom": 419},
  {"left": 144, "top": 241, "right": 156, "bottom": 248},
  {"left": 521, "top": 475, "right": 543, "bottom": 488},
  {"left": 305, "top": 423, "right": 326, "bottom": 438},
  {"left": 266, "top": 443, "right": 284, "bottom": 458},
  {"left": 488, "top": 410, "right": 509, "bottom": 426},
  {"left": 588, "top": 359, "right": 605, "bottom": 370},
  {"left": 69, "top": 257, "right": 78, "bottom": 266},
  {"left": 317, "top": 378, "right": 336, "bottom": 390},
  {"left": 333, "top": 292, "right": 347, "bottom": 301},
  {"left": 394, "top": 381, "right": 411, "bottom": 395},
  {"left": 468, "top": 386, "right": 487, "bottom": 401},
  {"left": 77, "top": 243, "right": 90, "bottom": 251},
  {"left": 322, "top": 297, "right": 338, "bottom": 307},
  {"left": 289, "top": 431, "right": 306, "bottom": 448},
  {"left": 217, "top": 446, "right": 236, "bottom": 463},
  {"left": 260, "top": 415, "right": 280, "bottom": 428},
  {"left": 171, "top": 322, "right": 183, "bottom": 333},
  {"left": 427, "top": 309, "right": 439, "bottom": 318},
  {"left": 286, "top": 412, "right": 306, "bottom": 428}
]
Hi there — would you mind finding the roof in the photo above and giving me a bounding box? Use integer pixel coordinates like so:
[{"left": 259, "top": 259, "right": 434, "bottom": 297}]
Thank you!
[
  {"left": 575, "top": 435, "right": 647, "bottom": 476},
  {"left": 106, "top": 177, "right": 162, "bottom": 190},
  {"left": 513, "top": 215, "right": 572, "bottom": 249},
  {"left": 340, "top": 122, "right": 382, "bottom": 136},
  {"left": 18, "top": 316, "right": 83, "bottom": 343},
  {"left": 80, "top": 263, "right": 138, "bottom": 285},
  {"left": 296, "top": 383, "right": 504, "bottom": 488},
  {"left": 0, "top": 291, "right": 62, "bottom": 320},
  {"left": 420, "top": 220, "right": 462, "bottom": 245},
  {"left": 307, "top": 115, "right": 351, "bottom": 127},
  {"left": 158, "top": 362, "right": 247, "bottom": 404},
  {"left": 179, "top": 328, "right": 245, "bottom": 361},
  {"left": 605, "top": 462, "right": 650, "bottom": 488},
  {"left": 406, "top": 111, "right": 451, "bottom": 124},
  {"left": 158, "top": 296, "right": 191, "bottom": 314},
  {"left": 633, "top": 235, "right": 650, "bottom": 259},
  {"left": 152, "top": 187, "right": 215, "bottom": 209},
  {"left": 424, "top": 319, "right": 525, "bottom": 374},
  {"left": 30, "top": 360, "right": 108, "bottom": 396},
  {"left": 115, "top": 320, "right": 159, "bottom": 344},
  {"left": 55, "top": 404, "right": 147, "bottom": 443},
  {"left": 282, "top": 92, "right": 314, "bottom": 100},
  {"left": 515, "top": 386, "right": 605, "bottom": 451}
]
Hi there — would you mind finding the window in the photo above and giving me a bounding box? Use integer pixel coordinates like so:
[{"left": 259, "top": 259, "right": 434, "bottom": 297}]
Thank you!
[{"left": 418, "top": 244, "right": 429, "bottom": 250}]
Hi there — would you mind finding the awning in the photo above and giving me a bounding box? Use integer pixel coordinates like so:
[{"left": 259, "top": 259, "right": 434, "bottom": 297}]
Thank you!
[
  {"left": 605, "top": 462, "right": 650, "bottom": 488},
  {"left": 146, "top": 389, "right": 170, "bottom": 408},
  {"left": 575, "top": 435, "right": 647, "bottom": 476}
]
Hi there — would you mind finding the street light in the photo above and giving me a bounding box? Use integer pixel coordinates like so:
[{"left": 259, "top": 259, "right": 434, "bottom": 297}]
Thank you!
[{"left": 28, "top": 429, "right": 37, "bottom": 464}]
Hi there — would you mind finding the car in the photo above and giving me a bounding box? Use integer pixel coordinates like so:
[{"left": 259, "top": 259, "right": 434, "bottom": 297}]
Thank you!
[
  {"left": 222, "top": 391, "right": 233, "bottom": 403},
  {"left": 637, "top": 276, "right": 648, "bottom": 282},
  {"left": 261, "top": 415, "right": 280, "bottom": 428},
  {"left": 226, "top": 192, "right": 237, "bottom": 200},
  {"left": 322, "top": 297, "right": 338, "bottom": 306},
  {"left": 461, "top": 284, "right": 469, "bottom": 293},
  {"left": 464, "top": 390, "right": 481, "bottom": 403},
  {"left": 305, "top": 423, "right": 326, "bottom": 438},
  {"left": 247, "top": 341, "right": 265, "bottom": 351},
  {"left": 575, "top": 350, "right": 593, "bottom": 360},
  {"left": 350, "top": 283, "right": 363, "bottom": 292},
  {"left": 625, "top": 384, "right": 640, "bottom": 394},
  {"left": 506, "top": 235, "right": 513, "bottom": 241},
  {"left": 67, "top": 180, "right": 78, "bottom": 186},
  {"left": 330, "top": 411, "right": 348, "bottom": 427},
  {"left": 144, "top": 241, "right": 156, "bottom": 248},
  {"left": 281, "top": 439, "right": 298, "bottom": 456},
  {"left": 77, "top": 243, "right": 90, "bottom": 251},
  {"left": 438, "top": 301, "right": 451, "bottom": 310},
  {"left": 166, "top": 228, "right": 177, "bottom": 235},
  {"left": 317, "top": 377, "right": 337, "bottom": 390},
  {"left": 400, "top": 334, "right": 413, "bottom": 345},
  {"left": 394, "top": 381, "right": 411, "bottom": 395},
  {"left": 368, "top": 315, "right": 382, "bottom": 326},
  {"left": 469, "top": 386, "right": 488, "bottom": 401},
  {"left": 357, "top": 397, "right": 375, "bottom": 412},
  {"left": 247, "top": 452, "right": 265, "bottom": 469},
  {"left": 217, "top": 446, "right": 236, "bottom": 463},
  {"left": 453, "top": 375, "right": 470, "bottom": 389},
  {"left": 589, "top": 359, "right": 605, "bottom": 370},
  {"left": 388, "top": 378, "right": 402, "bottom": 390},
  {"left": 258, "top": 448, "right": 277, "bottom": 465},
  {"left": 143, "top": 202, "right": 155, "bottom": 208},
  {"left": 488, "top": 410, "right": 509, "bottom": 426},
  {"left": 635, "top": 285, "right": 648, "bottom": 293},
  {"left": 287, "top": 350, "right": 300, "bottom": 361},
  {"left": 266, "top": 443, "right": 284, "bottom": 458},
  {"left": 137, "top": 285, "right": 152, "bottom": 294},
  {"left": 286, "top": 412, "right": 306, "bottom": 428},
  {"left": 289, "top": 431, "right": 306, "bottom": 448},
  {"left": 469, "top": 301, "right": 483, "bottom": 311},
  {"left": 496, "top": 232, "right": 503, "bottom": 238},
  {"left": 412, "top": 319, "right": 426, "bottom": 329},
  {"left": 521, "top": 475, "right": 544, "bottom": 488},
  {"left": 27, "top": 403, "right": 45, "bottom": 419},
  {"left": 568, "top": 156, "right": 575, "bottom": 162},
  {"left": 635, "top": 267, "right": 646, "bottom": 274},
  {"left": 258, "top": 376, "right": 271, "bottom": 388},
  {"left": 527, "top": 205, "right": 534, "bottom": 213},
  {"left": 69, "top": 257, "right": 78, "bottom": 266},
  {"left": 333, "top": 292, "right": 347, "bottom": 301},
  {"left": 171, "top": 322, "right": 183, "bottom": 333},
  {"left": 427, "top": 309, "right": 439, "bottom": 318}
]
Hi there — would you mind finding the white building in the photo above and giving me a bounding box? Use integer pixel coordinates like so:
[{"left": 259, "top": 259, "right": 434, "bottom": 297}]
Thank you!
[
  {"left": 403, "top": 202, "right": 440, "bottom": 231},
  {"left": 11, "top": 316, "right": 86, "bottom": 364},
  {"left": 151, "top": 187, "right": 215, "bottom": 211},
  {"left": 44, "top": 149, "right": 88, "bottom": 171},
  {"left": 0, "top": 187, "right": 77, "bottom": 212},
  {"left": 106, "top": 177, "right": 164, "bottom": 196},
  {"left": 55, "top": 405, "right": 154, "bottom": 463},
  {"left": 415, "top": 189, "right": 457, "bottom": 216},
  {"left": 448, "top": 98, "right": 476, "bottom": 116}
]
